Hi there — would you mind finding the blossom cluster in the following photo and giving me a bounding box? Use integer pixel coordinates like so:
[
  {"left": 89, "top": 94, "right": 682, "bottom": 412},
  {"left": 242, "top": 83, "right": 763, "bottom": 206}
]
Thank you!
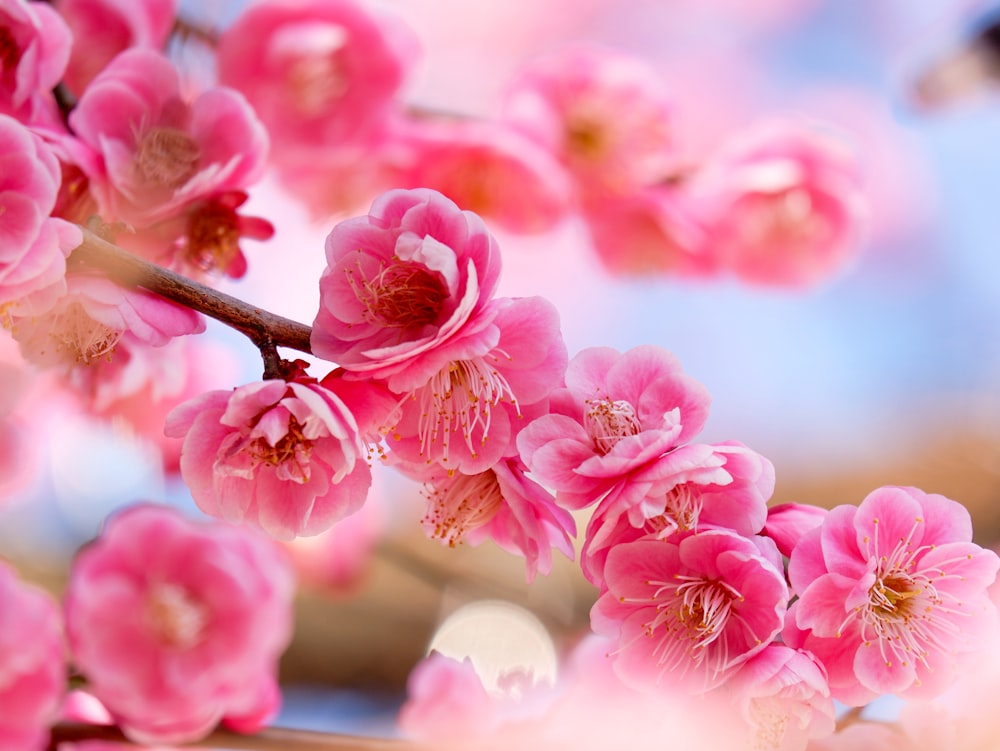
[{"left": 0, "top": 0, "right": 994, "bottom": 750}]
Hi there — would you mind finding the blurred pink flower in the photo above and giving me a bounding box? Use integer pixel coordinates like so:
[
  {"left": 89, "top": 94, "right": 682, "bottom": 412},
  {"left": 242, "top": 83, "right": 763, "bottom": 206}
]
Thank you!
[
  {"left": 0, "top": 0, "right": 71, "bottom": 124},
  {"left": 502, "top": 43, "right": 677, "bottom": 198},
  {"left": 0, "top": 560, "right": 65, "bottom": 751},
  {"left": 783, "top": 486, "right": 1000, "bottom": 706},
  {"left": 312, "top": 188, "right": 503, "bottom": 393},
  {"left": 68, "top": 48, "right": 268, "bottom": 228},
  {"left": 592, "top": 531, "right": 787, "bottom": 693},
  {"left": 64, "top": 503, "right": 295, "bottom": 745},
  {"left": 0, "top": 114, "right": 80, "bottom": 313},
  {"left": 54, "top": 0, "right": 178, "bottom": 95},
  {"left": 725, "top": 644, "right": 835, "bottom": 751},
  {"left": 392, "top": 116, "right": 573, "bottom": 234},
  {"left": 691, "top": 119, "right": 867, "bottom": 288},
  {"left": 387, "top": 295, "right": 567, "bottom": 473},
  {"left": 165, "top": 377, "right": 372, "bottom": 540},
  {"left": 581, "top": 441, "right": 773, "bottom": 589},
  {"left": 517, "top": 344, "right": 711, "bottom": 510},
  {"left": 9, "top": 273, "right": 205, "bottom": 373},
  {"left": 216, "top": 0, "right": 419, "bottom": 164}
]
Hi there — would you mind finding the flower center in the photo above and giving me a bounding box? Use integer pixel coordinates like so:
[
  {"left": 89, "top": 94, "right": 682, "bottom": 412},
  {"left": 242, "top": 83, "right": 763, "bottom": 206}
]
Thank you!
[
  {"left": 422, "top": 470, "right": 504, "bottom": 547},
  {"left": 416, "top": 356, "right": 518, "bottom": 464},
  {"left": 186, "top": 201, "right": 241, "bottom": 274},
  {"left": 0, "top": 26, "right": 21, "bottom": 74},
  {"left": 346, "top": 257, "right": 448, "bottom": 330},
  {"left": 135, "top": 125, "right": 201, "bottom": 189},
  {"left": 48, "top": 302, "right": 122, "bottom": 365},
  {"left": 145, "top": 582, "right": 207, "bottom": 649},
  {"left": 739, "top": 188, "right": 829, "bottom": 249},
  {"left": 645, "top": 484, "right": 703, "bottom": 537},
  {"left": 584, "top": 397, "right": 641, "bottom": 454},
  {"left": 248, "top": 415, "right": 313, "bottom": 482}
]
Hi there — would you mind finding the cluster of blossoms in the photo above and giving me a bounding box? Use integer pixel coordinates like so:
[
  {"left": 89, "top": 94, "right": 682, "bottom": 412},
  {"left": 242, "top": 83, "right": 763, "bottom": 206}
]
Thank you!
[{"left": 0, "top": 0, "right": 995, "bottom": 750}]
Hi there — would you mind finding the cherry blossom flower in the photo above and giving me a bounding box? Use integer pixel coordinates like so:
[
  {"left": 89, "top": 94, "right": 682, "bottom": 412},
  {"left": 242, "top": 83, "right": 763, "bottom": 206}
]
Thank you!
[
  {"left": 592, "top": 530, "right": 787, "bottom": 693},
  {"left": 54, "top": 0, "right": 178, "bottom": 95},
  {"left": 410, "top": 455, "right": 575, "bottom": 582},
  {"left": 517, "top": 344, "right": 712, "bottom": 510},
  {"left": 9, "top": 273, "right": 205, "bottom": 374},
  {"left": 0, "top": 114, "right": 81, "bottom": 314},
  {"left": 68, "top": 48, "right": 268, "bottom": 228},
  {"left": 392, "top": 117, "right": 573, "bottom": 234},
  {"left": 0, "top": 560, "right": 65, "bottom": 751},
  {"left": 386, "top": 294, "right": 567, "bottom": 473},
  {"left": 690, "top": 119, "right": 866, "bottom": 288},
  {"left": 165, "top": 376, "right": 372, "bottom": 540},
  {"left": 581, "top": 441, "right": 774, "bottom": 589},
  {"left": 783, "top": 485, "right": 1000, "bottom": 706},
  {"left": 215, "top": 0, "right": 419, "bottom": 164},
  {"left": 502, "top": 43, "right": 677, "bottom": 198},
  {"left": 63, "top": 503, "right": 295, "bottom": 745},
  {"left": 0, "top": 0, "right": 71, "bottom": 125},
  {"left": 724, "top": 645, "right": 835, "bottom": 751},
  {"left": 311, "top": 188, "right": 503, "bottom": 393}
]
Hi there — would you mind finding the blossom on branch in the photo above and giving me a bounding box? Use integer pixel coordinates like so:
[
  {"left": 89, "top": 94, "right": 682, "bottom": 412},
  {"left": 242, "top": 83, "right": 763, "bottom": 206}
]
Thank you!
[
  {"left": 165, "top": 375, "right": 374, "bottom": 540},
  {"left": 63, "top": 503, "right": 295, "bottom": 745}
]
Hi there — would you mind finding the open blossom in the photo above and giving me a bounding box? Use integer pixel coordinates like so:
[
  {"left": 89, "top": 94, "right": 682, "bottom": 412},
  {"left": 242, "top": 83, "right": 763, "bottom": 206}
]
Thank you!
[
  {"left": 54, "top": 0, "right": 178, "bottom": 94},
  {"left": 216, "top": 0, "right": 419, "bottom": 163},
  {"left": 387, "top": 294, "right": 567, "bottom": 473},
  {"left": 0, "top": 115, "right": 81, "bottom": 313},
  {"left": 68, "top": 48, "right": 268, "bottom": 228},
  {"left": 517, "top": 344, "right": 712, "bottom": 510},
  {"left": 502, "top": 43, "right": 677, "bottom": 198},
  {"left": 392, "top": 117, "right": 573, "bottom": 234},
  {"left": 581, "top": 441, "right": 774, "bottom": 589},
  {"left": 311, "top": 188, "right": 503, "bottom": 393},
  {"left": 64, "top": 503, "right": 294, "bottom": 745},
  {"left": 165, "top": 377, "right": 372, "bottom": 540},
  {"left": 782, "top": 486, "right": 1000, "bottom": 706},
  {"left": 0, "top": 0, "right": 71, "bottom": 125},
  {"left": 0, "top": 561, "right": 65, "bottom": 751},
  {"left": 592, "top": 531, "right": 787, "bottom": 693},
  {"left": 690, "top": 119, "right": 866, "bottom": 287}
]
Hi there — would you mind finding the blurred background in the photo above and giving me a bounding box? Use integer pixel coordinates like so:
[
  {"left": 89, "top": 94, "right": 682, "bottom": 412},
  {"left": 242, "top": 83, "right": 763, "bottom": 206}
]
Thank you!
[{"left": 5, "top": 0, "right": 1000, "bottom": 740}]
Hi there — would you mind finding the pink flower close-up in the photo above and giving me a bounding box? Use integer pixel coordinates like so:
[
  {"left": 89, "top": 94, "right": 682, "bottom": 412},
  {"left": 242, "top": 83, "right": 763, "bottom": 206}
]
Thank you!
[
  {"left": 0, "top": 560, "right": 65, "bottom": 751},
  {"left": 0, "top": 114, "right": 80, "bottom": 313},
  {"left": 68, "top": 48, "right": 268, "bottom": 228},
  {"left": 311, "top": 188, "right": 504, "bottom": 393},
  {"left": 592, "top": 530, "right": 788, "bottom": 693},
  {"left": 165, "top": 377, "right": 372, "bottom": 540},
  {"left": 517, "top": 344, "right": 712, "bottom": 510},
  {"left": 0, "top": 0, "right": 71, "bottom": 125},
  {"left": 215, "top": 0, "right": 420, "bottom": 163},
  {"left": 63, "top": 503, "right": 295, "bottom": 745},
  {"left": 783, "top": 485, "right": 1000, "bottom": 706}
]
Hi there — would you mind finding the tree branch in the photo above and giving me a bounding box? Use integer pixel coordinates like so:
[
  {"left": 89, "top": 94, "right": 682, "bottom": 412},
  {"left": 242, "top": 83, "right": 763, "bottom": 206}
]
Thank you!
[{"left": 69, "top": 228, "right": 314, "bottom": 357}]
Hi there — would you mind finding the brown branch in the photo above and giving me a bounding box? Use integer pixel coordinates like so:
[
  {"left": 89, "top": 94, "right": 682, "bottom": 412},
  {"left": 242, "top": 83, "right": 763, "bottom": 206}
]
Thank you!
[
  {"left": 49, "top": 722, "right": 415, "bottom": 750},
  {"left": 69, "top": 228, "right": 314, "bottom": 357}
]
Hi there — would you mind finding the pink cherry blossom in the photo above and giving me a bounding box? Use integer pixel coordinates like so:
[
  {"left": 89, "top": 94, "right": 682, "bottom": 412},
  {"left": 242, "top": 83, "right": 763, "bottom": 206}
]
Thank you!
[
  {"left": 690, "top": 119, "right": 867, "bottom": 288},
  {"left": 502, "top": 43, "right": 677, "bottom": 198},
  {"left": 311, "top": 188, "right": 503, "bottom": 393},
  {"left": 517, "top": 344, "right": 712, "bottom": 510},
  {"left": 9, "top": 272, "right": 205, "bottom": 374},
  {"left": 165, "top": 376, "right": 372, "bottom": 540},
  {"left": 0, "top": 560, "right": 65, "bottom": 751},
  {"left": 0, "top": 0, "right": 71, "bottom": 125},
  {"left": 215, "top": 0, "right": 419, "bottom": 164},
  {"left": 54, "top": 0, "right": 178, "bottom": 95},
  {"left": 783, "top": 486, "right": 1000, "bottom": 706},
  {"left": 0, "top": 114, "right": 81, "bottom": 313},
  {"left": 68, "top": 48, "right": 268, "bottom": 228},
  {"left": 392, "top": 116, "right": 573, "bottom": 234},
  {"left": 725, "top": 645, "right": 835, "bottom": 751},
  {"left": 581, "top": 441, "right": 774, "bottom": 589},
  {"left": 410, "top": 455, "right": 575, "bottom": 582},
  {"left": 592, "top": 530, "right": 787, "bottom": 693},
  {"left": 386, "top": 294, "right": 567, "bottom": 473},
  {"left": 63, "top": 503, "right": 295, "bottom": 745}
]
